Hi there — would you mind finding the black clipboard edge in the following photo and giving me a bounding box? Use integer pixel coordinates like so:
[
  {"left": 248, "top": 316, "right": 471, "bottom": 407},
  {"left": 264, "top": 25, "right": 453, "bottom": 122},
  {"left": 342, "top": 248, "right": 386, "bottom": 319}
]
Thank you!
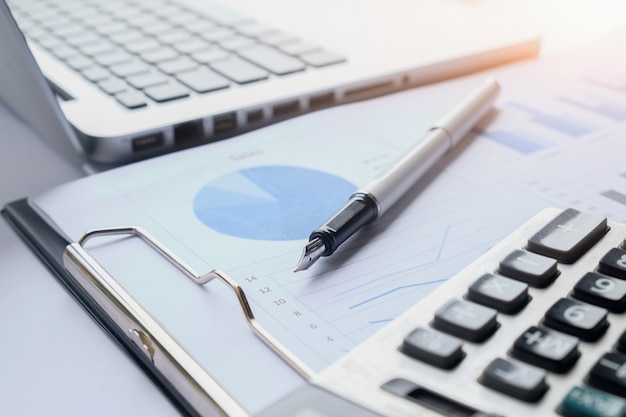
[{"left": 2, "top": 198, "right": 200, "bottom": 417}]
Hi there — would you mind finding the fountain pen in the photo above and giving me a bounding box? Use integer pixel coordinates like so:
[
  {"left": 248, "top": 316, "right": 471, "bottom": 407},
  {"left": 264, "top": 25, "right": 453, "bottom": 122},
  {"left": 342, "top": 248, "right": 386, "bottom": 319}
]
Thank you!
[{"left": 294, "top": 78, "right": 499, "bottom": 272}]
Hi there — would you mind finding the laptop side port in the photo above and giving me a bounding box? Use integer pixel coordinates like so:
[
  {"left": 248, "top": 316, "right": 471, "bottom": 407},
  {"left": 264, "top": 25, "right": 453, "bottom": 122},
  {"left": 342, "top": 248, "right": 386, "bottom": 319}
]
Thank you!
[
  {"left": 309, "top": 92, "right": 334, "bottom": 110},
  {"left": 246, "top": 109, "right": 264, "bottom": 124},
  {"left": 132, "top": 132, "right": 164, "bottom": 153},
  {"left": 213, "top": 112, "right": 237, "bottom": 135},
  {"left": 273, "top": 100, "right": 300, "bottom": 118},
  {"left": 344, "top": 80, "right": 396, "bottom": 100},
  {"left": 174, "top": 120, "right": 204, "bottom": 146}
]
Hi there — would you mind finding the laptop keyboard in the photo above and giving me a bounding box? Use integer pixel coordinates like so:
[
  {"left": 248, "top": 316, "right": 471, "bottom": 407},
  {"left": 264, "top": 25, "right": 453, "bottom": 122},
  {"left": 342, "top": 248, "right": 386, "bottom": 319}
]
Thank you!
[{"left": 8, "top": 0, "right": 346, "bottom": 109}]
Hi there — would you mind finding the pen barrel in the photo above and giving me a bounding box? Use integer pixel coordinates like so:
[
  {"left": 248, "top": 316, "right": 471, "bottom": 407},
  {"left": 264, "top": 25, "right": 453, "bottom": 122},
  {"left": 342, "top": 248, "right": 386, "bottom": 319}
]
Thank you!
[
  {"left": 360, "top": 78, "right": 499, "bottom": 214},
  {"left": 360, "top": 128, "right": 451, "bottom": 214},
  {"left": 437, "top": 77, "right": 499, "bottom": 146}
]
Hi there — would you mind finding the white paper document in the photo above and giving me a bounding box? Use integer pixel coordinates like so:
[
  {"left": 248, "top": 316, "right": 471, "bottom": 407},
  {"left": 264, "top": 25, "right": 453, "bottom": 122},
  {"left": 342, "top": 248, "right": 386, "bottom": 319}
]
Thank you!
[{"left": 31, "top": 36, "right": 626, "bottom": 414}]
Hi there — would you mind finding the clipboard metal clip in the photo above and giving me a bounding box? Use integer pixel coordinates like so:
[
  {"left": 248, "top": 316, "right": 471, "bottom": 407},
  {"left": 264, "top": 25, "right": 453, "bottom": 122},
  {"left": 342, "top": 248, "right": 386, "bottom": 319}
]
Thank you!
[{"left": 63, "top": 226, "right": 314, "bottom": 417}]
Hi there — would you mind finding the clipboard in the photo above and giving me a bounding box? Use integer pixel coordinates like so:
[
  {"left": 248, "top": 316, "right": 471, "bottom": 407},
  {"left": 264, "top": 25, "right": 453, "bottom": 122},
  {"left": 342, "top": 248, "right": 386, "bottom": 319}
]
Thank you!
[{"left": 2, "top": 198, "right": 314, "bottom": 417}]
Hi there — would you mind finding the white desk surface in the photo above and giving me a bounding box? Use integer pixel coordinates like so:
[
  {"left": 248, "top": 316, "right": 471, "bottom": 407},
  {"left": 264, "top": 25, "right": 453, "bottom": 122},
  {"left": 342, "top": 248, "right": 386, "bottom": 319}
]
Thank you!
[
  {"left": 0, "top": 102, "right": 180, "bottom": 416},
  {"left": 1, "top": 1, "right": 625, "bottom": 415}
]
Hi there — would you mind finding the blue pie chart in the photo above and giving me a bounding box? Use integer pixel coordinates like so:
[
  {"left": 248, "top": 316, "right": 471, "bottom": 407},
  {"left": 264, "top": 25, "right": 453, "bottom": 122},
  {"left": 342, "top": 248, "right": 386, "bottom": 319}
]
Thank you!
[{"left": 193, "top": 165, "right": 357, "bottom": 240}]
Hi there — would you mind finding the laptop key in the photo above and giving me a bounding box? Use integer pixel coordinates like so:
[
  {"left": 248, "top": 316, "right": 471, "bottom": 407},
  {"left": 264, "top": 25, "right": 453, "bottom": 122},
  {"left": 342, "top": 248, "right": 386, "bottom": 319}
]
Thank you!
[
  {"left": 191, "top": 47, "right": 230, "bottom": 64},
  {"left": 98, "top": 78, "right": 128, "bottom": 95},
  {"left": 171, "top": 38, "right": 211, "bottom": 54},
  {"left": 78, "top": 40, "right": 117, "bottom": 57},
  {"left": 211, "top": 56, "right": 268, "bottom": 84},
  {"left": 233, "top": 22, "right": 278, "bottom": 38},
  {"left": 97, "top": 21, "right": 130, "bottom": 36},
  {"left": 300, "top": 50, "right": 346, "bottom": 67},
  {"left": 140, "top": 20, "right": 175, "bottom": 36},
  {"left": 125, "top": 38, "right": 161, "bottom": 54},
  {"left": 202, "top": 28, "right": 237, "bottom": 42},
  {"left": 140, "top": 47, "right": 179, "bottom": 64},
  {"left": 126, "top": 70, "right": 169, "bottom": 89},
  {"left": 158, "top": 57, "right": 198, "bottom": 75},
  {"left": 110, "top": 60, "right": 151, "bottom": 78},
  {"left": 108, "top": 29, "right": 145, "bottom": 45},
  {"left": 54, "top": 25, "right": 96, "bottom": 43},
  {"left": 156, "top": 29, "right": 193, "bottom": 45},
  {"left": 115, "top": 90, "right": 148, "bottom": 109},
  {"left": 168, "top": 10, "right": 201, "bottom": 26},
  {"left": 144, "top": 82, "right": 189, "bottom": 103},
  {"left": 219, "top": 35, "right": 257, "bottom": 51},
  {"left": 66, "top": 55, "right": 94, "bottom": 71},
  {"left": 279, "top": 41, "right": 321, "bottom": 56},
  {"left": 81, "top": 66, "right": 110, "bottom": 83},
  {"left": 238, "top": 44, "right": 305, "bottom": 75},
  {"left": 185, "top": 20, "right": 221, "bottom": 36},
  {"left": 258, "top": 32, "right": 299, "bottom": 46},
  {"left": 94, "top": 49, "right": 134, "bottom": 67},
  {"left": 176, "top": 68, "right": 230, "bottom": 93},
  {"left": 202, "top": 6, "right": 252, "bottom": 26},
  {"left": 50, "top": 45, "right": 79, "bottom": 61}
]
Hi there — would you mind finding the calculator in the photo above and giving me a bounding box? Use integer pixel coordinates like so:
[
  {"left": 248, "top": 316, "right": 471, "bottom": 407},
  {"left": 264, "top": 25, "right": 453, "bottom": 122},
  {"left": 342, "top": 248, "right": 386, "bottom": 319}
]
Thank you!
[{"left": 260, "top": 207, "right": 626, "bottom": 417}]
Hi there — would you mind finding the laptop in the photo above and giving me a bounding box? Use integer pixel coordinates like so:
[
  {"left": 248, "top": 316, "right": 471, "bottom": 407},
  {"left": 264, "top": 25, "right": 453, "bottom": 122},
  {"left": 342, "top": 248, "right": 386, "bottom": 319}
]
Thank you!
[{"left": 1, "top": 0, "right": 539, "bottom": 166}]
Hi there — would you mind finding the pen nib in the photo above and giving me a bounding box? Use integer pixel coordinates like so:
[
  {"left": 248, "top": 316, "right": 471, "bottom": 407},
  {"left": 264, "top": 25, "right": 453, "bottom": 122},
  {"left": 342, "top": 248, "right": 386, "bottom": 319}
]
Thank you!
[{"left": 294, "top": 238, "right": 326, "bottom": 272}]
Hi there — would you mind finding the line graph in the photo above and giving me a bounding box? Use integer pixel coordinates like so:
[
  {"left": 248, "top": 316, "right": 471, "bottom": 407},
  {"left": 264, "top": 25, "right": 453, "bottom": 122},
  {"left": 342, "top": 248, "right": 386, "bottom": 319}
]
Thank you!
[
  {"left": 348, "top": 277, "right": 449, "bottom": 309},
  {"left": 333, "top": 225, "right": 451, "bottom": 298},
  {"left": 224, "top": 195, "right": 529, "bottom": 368}
]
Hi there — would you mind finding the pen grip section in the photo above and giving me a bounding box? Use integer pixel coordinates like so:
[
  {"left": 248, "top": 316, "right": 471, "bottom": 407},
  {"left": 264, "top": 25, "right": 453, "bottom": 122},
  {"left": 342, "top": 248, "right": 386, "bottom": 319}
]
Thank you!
[{"left": 311, "top": 194, "right": 378, "bottom": 256}]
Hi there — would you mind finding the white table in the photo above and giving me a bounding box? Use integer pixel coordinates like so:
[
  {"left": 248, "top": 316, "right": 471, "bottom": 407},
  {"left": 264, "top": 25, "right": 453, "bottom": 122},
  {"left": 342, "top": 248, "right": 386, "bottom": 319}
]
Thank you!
[{"left": 0, "top": 102, "right": 180, "bottom": 417}]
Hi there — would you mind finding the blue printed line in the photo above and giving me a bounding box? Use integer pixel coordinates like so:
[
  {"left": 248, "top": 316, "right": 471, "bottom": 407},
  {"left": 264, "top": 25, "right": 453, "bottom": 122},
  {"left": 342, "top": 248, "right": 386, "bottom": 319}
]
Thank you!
[
  {"left": 348, "top": 278, "right": 448, "bottom": 309},
  {"left": 333, "top": 225, "right": 451, "bottom": 298},
  {"left": 369, "top": 319, "right": 394, "bottom": 324}
]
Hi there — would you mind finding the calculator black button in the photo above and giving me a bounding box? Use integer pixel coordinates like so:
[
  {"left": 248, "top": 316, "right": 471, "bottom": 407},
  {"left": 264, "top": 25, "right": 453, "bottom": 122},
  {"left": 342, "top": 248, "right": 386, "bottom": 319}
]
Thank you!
[
  {"left": 498, "top": 249, "right": 558, "bottom": 288},
  {"left": 598, "top": 248, "right": 626, "bottom": 280},
  {"left": 478, "top": 357, "right": 548, "bottom": 402},
  {"left": 510, "top": 326, "right": 580, "bottom": 373},
  {"left": 587, "top": 352, "right": 626, "bottom": 398},
  {"left": 543, "top": 298, "right": 609, "bottom": 342},
  {"left": 399, "top": 327, "right": 465, "bottom": 369},
  {"left": 572, "top": 272, "right": 626, "bottom": 313},
  {"left": 432, "top": 299, "right": 498, "bottom": 343},
  {"left": 527, "top": 208, "right": 608, "bottom": 263},
  {"left": 466, "top": 273, "right": 530, "bottom": 314},
  {"left": 617, "top": 331, "right": 626, "bottom": 355}
]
